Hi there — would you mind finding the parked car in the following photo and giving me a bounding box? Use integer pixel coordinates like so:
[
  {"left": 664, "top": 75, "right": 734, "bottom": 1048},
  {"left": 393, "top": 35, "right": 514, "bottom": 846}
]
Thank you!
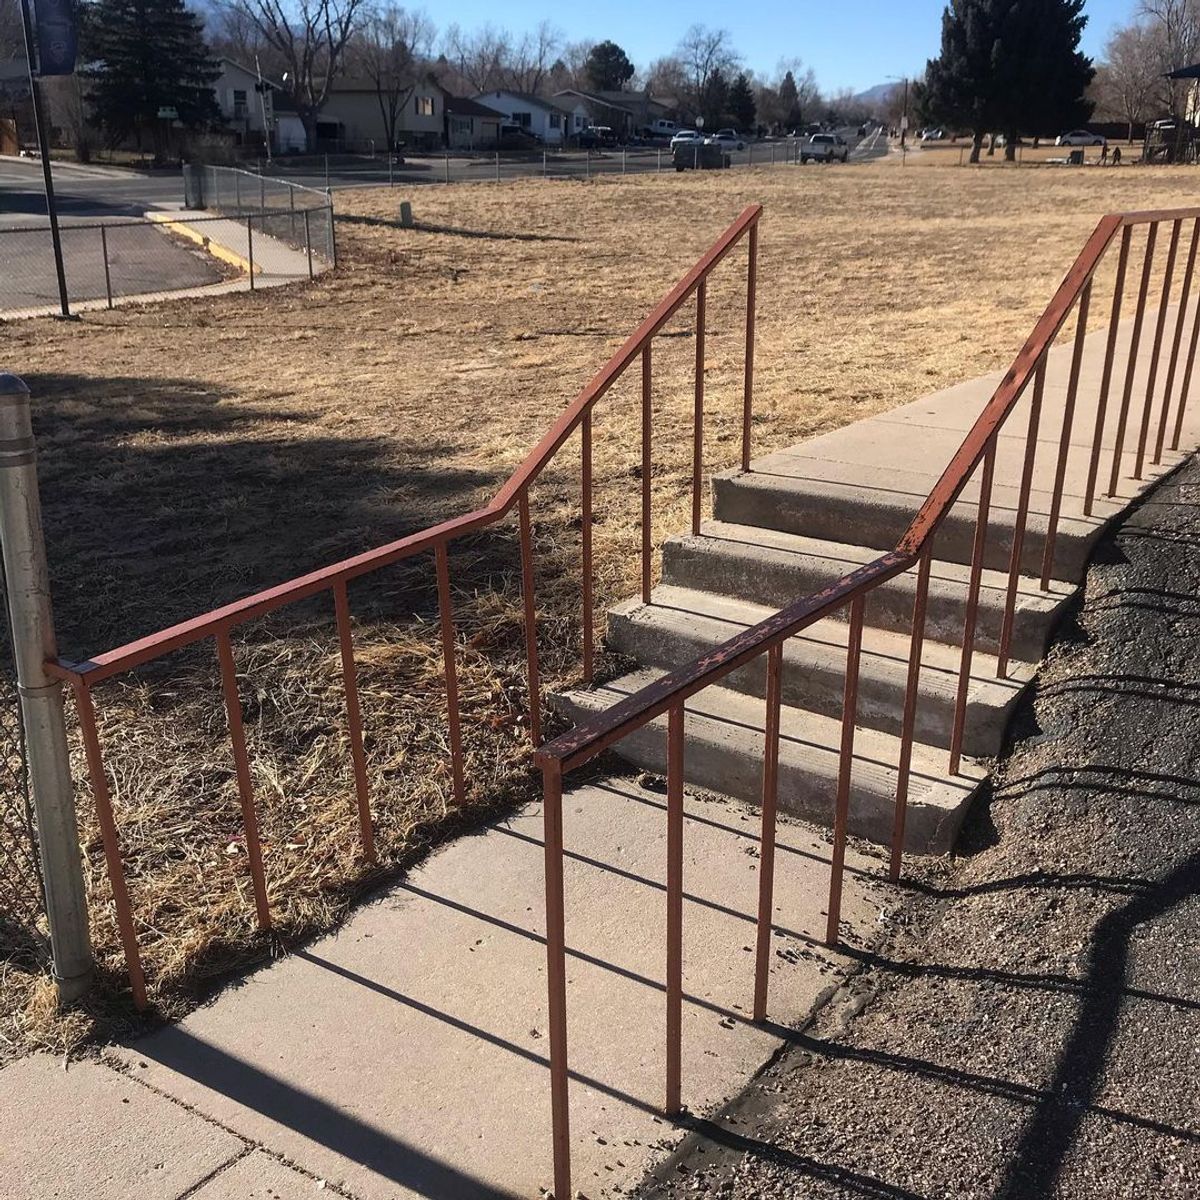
[
  {"left": 920, "top": 127, "right": 947, "bottom": 141},
  {"left": 670, "top": 129, "right": 704, "bottom": 149},
  {"left": 801, "top": 132, "right": 849, "bottom": 163},
  {"left": 705, "top": 128, "right": 746, "bottom": 151},
  {"left": 646, "top": 118, "right": 679, "bottom": 137},
  {"left": 579, "top": 125, "right": 617, "bottom": 148},
  {"left": 1056, "top": 129, "right": 1106, "bottom": 146}
]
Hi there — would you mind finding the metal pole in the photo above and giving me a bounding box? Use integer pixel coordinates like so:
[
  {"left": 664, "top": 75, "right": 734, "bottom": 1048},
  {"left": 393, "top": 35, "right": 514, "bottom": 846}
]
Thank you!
[
  {"left": 444, "top": 151, "right": 450, "bottom": 184},
  {"left": 622, "top": 147, "right": 627, "bottom": 174},
  {"left": 18, "top": 0, "right": 69, "bottom": 318},
  {"left": 0, "top": 374, "right": 92, "bottom": 1002},
  {"left": 246, "top": 216, "right": 254, "bottom": 290},
  {"left": 543, "top": 148, "right": 547, "bottom": 177},
  {"left": 235, "top": 170, "right": 241, "bottom": 210},
  {"left": 100, "top": 225, "right": 112, "bottom": 309},
  {"left": 327, "top": 197, "right": 337, "bottom": 267},
  {"left": 586, "top": 149, "right": 590, "bottom": 179},
  {"left": 657, "top": 148, "right": 662, "bottom": 172},
  {"left": 304, "top": 208, "right": 314, "bottom": 280},
  {"left": 388, "top": 154, "right": 393, "bottom": 187},
  {"left": 324, "top": 153, "right": 330, "bottom": 189}
]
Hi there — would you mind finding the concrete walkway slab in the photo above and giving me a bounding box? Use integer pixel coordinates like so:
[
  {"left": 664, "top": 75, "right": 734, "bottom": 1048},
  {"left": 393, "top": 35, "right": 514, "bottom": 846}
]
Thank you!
[
  {"left": 190, "top": 1150, "right": 325, "bottom": 1197},
  {"left": 0, "top": 1054, "right": 243, "bottom": 1200},
  {"left": 115, "top": 780, "right": 888, "bottom": 1199}
]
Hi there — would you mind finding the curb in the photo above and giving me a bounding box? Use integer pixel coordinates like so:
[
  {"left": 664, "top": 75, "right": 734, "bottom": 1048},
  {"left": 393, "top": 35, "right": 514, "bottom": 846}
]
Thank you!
[{"left": 146, "top": 211, "right": 256, "bottom": 275}]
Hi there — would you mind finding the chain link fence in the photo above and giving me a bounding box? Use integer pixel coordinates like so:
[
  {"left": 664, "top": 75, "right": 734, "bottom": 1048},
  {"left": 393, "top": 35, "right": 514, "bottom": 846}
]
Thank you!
[{"left": 0, "top": 556, "right": 45, "bottom": 959}]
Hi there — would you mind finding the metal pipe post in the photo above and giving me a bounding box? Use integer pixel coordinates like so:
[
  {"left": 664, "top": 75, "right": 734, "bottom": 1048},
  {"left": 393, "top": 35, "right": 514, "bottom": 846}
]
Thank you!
[
  {"left": 0, "top": 374, "right": 93, "bottom": 1001},
  {"left": 246, "top": 216, "right": 255, "bottom": 290},
  {"left": 100, "top": 225, "right": 113, "bottom": 309},
  {"left": 304, "top": 209, "right": 314, "bottom": 280},
  {"left": 445, "top": 152, "right": 450, "bottom": 184}
]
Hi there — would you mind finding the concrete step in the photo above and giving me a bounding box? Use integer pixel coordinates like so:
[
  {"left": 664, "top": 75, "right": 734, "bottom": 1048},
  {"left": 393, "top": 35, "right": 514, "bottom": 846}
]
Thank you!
[
  {"left": 552, "top": 670, "right": 986, "bottom": 855},
  {"left": 662, "top": 521, "right": 1074, "bottom": 661},
  {"left": 712, "top": 467, "right": 1097, "bottom": 583},
  {"left": 606, "top": 585, "right": 1035, "bottom": 758}
]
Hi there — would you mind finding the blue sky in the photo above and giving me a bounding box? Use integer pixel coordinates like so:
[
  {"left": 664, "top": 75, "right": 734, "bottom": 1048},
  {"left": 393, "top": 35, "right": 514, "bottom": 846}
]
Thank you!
[{"left": 437, "top": 0, "right": 1138, "bottom": 94}]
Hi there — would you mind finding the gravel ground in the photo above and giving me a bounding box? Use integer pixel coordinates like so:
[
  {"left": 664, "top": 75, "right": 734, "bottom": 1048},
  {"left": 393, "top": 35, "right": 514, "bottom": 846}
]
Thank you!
[{"left": 636, "top": 457, "right": 1200, "bottom": 1199}]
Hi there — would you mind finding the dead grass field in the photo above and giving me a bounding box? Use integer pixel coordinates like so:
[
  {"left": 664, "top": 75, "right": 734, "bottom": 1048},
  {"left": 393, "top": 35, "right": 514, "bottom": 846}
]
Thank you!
[{"left": 3, "top": 161, "right": 1199, "bottom": 1056}]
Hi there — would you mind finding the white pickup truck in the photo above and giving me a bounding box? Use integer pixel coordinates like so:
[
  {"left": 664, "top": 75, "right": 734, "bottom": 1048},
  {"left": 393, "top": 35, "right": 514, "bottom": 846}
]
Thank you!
[{"left": 801, "top": 133, "right": 849, "bottom": 163}]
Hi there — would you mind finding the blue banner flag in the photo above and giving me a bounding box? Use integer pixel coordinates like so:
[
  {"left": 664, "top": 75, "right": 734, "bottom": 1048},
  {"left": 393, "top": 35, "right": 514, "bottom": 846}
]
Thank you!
[{"left": 35, "top": 0, "right": 77, "bottom": 76}]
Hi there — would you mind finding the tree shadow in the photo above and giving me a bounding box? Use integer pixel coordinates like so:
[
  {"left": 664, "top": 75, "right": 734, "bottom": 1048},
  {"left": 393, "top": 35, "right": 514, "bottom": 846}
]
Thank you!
[
  {"left": 335, "top": 212, "right": 580, "bottom": 243},
  {"left": 22, "top": 371, "right": 518, "bottom": 659}
]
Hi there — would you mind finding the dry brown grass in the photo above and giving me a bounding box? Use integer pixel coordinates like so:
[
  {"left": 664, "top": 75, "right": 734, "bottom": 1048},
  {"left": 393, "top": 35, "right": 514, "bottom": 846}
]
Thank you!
[{"left": 2, "top": 162, "right": 1198, "bottom": 1058}]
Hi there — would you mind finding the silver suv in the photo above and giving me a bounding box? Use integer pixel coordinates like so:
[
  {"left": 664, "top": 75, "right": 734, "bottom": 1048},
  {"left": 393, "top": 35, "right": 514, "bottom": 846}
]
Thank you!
[{"left": 801, "top": 133, "right": 849, "bottom": 163}]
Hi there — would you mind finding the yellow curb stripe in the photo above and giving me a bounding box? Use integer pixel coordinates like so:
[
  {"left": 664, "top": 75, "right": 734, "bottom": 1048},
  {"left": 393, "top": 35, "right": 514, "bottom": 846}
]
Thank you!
[{"left": 147, "top": 212, "right": 258, "bottom": 275}]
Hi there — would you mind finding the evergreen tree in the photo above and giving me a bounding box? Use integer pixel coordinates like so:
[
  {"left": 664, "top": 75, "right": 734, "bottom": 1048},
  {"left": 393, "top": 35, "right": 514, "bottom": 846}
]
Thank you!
[
  {"left": 584, "top": 40, "right": 635, "bottom": 92},
  {"left": 82, "top": 0, "right": 220, "bottom": 159},
  {"left": 777, "top": 70, "right": 802, "bottom": 130},
  {"left": 922, "top": 0, "right": 1093, "bottom": 163},
  {"left": 728, "top": 71, "right": 756, "bottom": 130},
  {"left": 700, "top": 66, "right": 729, "bottom": 129}
]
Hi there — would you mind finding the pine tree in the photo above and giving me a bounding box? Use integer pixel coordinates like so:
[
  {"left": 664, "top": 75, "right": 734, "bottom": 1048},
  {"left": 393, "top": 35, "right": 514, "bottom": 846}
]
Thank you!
[
  {"left": 777, "top": 70, "right": 802, "bottom": 130},
  {"left": 584, "top": 40, "right": 635, "bottom": 93},
  {"left": 921, "top": 0, "right": 1093, "bottom": 163},
  {"left": 728, "top": 72, "right": 756, "bottom": 130},
  {"left": 701, "top": 66, "right": 729, "bottom": 129},
  {"left": 82, "top": 0, "right": 220, "bottom": 159}
]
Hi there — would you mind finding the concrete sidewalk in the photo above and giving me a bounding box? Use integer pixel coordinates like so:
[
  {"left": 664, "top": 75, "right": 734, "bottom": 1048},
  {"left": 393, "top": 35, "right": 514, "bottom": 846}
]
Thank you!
[{"left": 2, "top": 781, "right": 887, "bottom": 1200}]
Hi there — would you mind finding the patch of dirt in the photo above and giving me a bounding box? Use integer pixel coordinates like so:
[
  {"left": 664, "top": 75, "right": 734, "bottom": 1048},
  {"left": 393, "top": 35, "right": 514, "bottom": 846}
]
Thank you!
[{"left": 636, "top": 458, "right": 1200, "bottom": 1198}]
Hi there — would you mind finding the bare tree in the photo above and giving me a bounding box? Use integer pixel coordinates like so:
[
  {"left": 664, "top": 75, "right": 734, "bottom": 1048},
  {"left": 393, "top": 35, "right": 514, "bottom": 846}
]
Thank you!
[
  {"left": 352, "top": 5, "right": 434, "bottom": 150},
  {"left": 225, "top": 0, "right": 366, "bottom": 151},
  {"left": 675, "top": 25, "right": 740, "bottom": 118},
  {"left": 442, "top": 23, "right": 511, "bottom": 94},
  {"left": 1094, "top": 22, "right": 1160, "bottom": 140},
  {"left": 1138, "top": 0, "right": 1200, "bottom": 115},
  {"left": 505, "top": 20, "right": 560, "bottom": 93}
]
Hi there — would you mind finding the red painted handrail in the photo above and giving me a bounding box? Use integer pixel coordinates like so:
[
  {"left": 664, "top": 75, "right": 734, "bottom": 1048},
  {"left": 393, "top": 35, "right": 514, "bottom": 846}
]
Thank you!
[{"left": 49, "top": 204, "right": 763, "bottom": 686}]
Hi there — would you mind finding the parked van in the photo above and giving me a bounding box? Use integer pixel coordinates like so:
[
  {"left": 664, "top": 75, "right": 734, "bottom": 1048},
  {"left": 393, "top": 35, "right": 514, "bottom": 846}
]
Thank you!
[{"left": 647, "top": 118, "right": 679, "bottom": 137}]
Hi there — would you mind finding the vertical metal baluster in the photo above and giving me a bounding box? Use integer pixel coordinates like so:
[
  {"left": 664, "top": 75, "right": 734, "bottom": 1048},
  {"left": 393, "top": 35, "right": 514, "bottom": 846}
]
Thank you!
[
  {"left": 1108, "top": 222, "right": 1157, "bottom": 496},
  {"left": 949, "top": 441, "right": 996, "bottom": 776},
  {"left": 665, "top": 702, "right": 685, "bottom": 1115},
  {"left": 692, "top": 281, "right": 707, "bottom": 535},
  {"left": 997, "top": 362, "right": 1046, "bottom": 677},
  {"left": 434, "top": 545, "right": 466, "bottom": 807},
  {"left": 581, "top": 410, "right": 594, "bottom": 684},
  {"left": 826, "top": 595, "right": 864, "bottom": 948},
  {"left": 333, "top": 581, "right": 376, "bottom": 860},
  {"left": 1133, "top": 219, "right": 1180, "bottom": 478},
  {"left": 1040, "top": 281, "right": 1092, "bottom": 589},
  {"left": 890, "top": 550, "right": 931, "bottom": 881},
  {"left": 1171, "top": 259, "right": 1200, "bottom": 451},
  {"left": 100, "top": 225, "right": 113, "bottom": 309},
  {"left": 73, "top": 681, "right": 147, "bottom": 1010},
  {"left": 518, "top": 493, "right": 542, "bottom": 747},
  {"left": 1156, "top": 217, "right": 1200, "bottom": 463},
  {"left": 642, "top": 344, "right": 652, "bottom": 604},
  {"left": 541, "top": 759, "right": 571, "bottom": 1200},
  {"left": 215, "top": 631, "right": 271, "bottom": 929},
  {"left": 741, "top": 223, "right": 758, "bottom": 472},
  {"left": 1084, "top": 227, "right": 1130, "bottom": 517},
  {"left": 753, "top": 643, "right": 783, "bottom": 1019}
]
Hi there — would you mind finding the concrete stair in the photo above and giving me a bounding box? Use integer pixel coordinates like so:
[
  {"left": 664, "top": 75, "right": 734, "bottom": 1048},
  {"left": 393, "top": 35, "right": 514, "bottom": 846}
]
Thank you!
[
  {"left": 550, "top": 313, "right": 1200, "bottom": 858},
  {"left": 555, "top": 671, "right": 985, "bottom": 854},
  {"left": 605, "top": 585, "right": 1034, "bottom": 759}
]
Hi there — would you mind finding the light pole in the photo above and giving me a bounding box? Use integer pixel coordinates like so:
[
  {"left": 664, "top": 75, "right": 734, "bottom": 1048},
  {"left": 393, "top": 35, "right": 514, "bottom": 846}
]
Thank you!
[{"left": 886, "top": 74, "right": 910, "bottom": 149}]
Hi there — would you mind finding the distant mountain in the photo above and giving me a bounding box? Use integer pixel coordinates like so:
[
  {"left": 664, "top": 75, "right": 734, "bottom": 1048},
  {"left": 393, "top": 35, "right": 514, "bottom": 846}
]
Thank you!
[{"left": 853, "top": 82, "right": 900, "bottom": 107}]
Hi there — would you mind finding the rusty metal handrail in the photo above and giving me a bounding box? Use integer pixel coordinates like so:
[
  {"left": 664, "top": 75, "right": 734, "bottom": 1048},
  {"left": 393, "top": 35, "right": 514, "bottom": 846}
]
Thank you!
[
  {"left": 533, "top": 208, "right": 1178, "bottom": 775},
  {"left": 51, "top": 204, "right": 762, "bottom": 1016},
  {"left": 49, "top": 204, "right": 761, "bottom": 686},
  {"left": 532, "top": 202, "right": 1200, "bottom": 1200}
]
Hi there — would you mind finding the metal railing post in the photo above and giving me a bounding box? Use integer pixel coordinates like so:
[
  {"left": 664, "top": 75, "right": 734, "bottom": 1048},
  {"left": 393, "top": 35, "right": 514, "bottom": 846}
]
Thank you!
[
  {"left": 622, "top": 147, "right": 627, "bottom": 174},
  {"left": 657, "top": 148, "right": 662, "bottom": 172},
  {"left": 444, "top": 152, "right": 450, "bottom": 184},
  {"left": 585, "top": 149, "right": 590, "bottom": 179},
  {"left": 303, "top": 209, "right": 314, "bottom": 280},
  {"left": 235, "top": 170, "right": 241, "bottom": 211},
  {"left": 495, "top": 149, "right": 500, "bottom": 182},
  {"left": 100, "top": 224, "right": 113, "bottom": 309},
  {"left": 388, "top": 154, "right": 394, "bottom": 187},
  {"left": 327, "top": 195, "right": 337, "bottom": 267},
  {"left": 324, "top": 153, "right": 330, "bottom": 190},
  {"left": 543, "top": 148, "right": 547, "bottom": 177},
  {"left": 0, "top": 374, "right": 93, "bottom": 1002},
  {"left": 246, "top": 216, "right": 255, "bottom": 290}
]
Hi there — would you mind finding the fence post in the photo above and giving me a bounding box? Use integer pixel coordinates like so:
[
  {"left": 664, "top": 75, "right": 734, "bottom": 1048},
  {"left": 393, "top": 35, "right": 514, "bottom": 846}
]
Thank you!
[
  {"left": 100, "top": 225, "right": 113, "bottom": 310},
  {"left": 586, "top": 149, "right": 590, "bottom": 179},
  {"left": 0, "top": 374, "right": 93, "bottom": 1003},
  {"left": 622, "top": 147, "right": 627, "bottom": 174},
  {"left": 246, "top": 216, "right": 255, "bottom": 291},
  {"left": 235, "top": 171, "right": 241, "bottom": 211},
  {"left": 259, "top": 172, "right": 265, "bottom": 213},
  {"left": 658, "top": 148, "right": 662, "bottom": 172},
  {"left": 389, "top": 154, "right": 394, "bottom": 187},
  {"left": 327, "top": 197, "right": 337, "bottom": 268},
  {"left": 444, "top": 151, "right": 450, "bottom": 184},
  {"left": 495, "top": 149, "right": 500, "bottom": 181},
  {"left": 543, "top": 148, "right": 547, "bottom": 177},
  {"left": 324, "top": 153, "right": 330, "bottom": 190},
  {"left": 304, "top": 209, "right": 314, "bottom": 280}
]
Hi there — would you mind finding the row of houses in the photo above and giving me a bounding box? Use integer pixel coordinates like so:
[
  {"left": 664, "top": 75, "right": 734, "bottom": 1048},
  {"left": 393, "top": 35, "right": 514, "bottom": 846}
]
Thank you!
[{"left": 216, "top": 58, "right": 678, "bottom": 153}]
